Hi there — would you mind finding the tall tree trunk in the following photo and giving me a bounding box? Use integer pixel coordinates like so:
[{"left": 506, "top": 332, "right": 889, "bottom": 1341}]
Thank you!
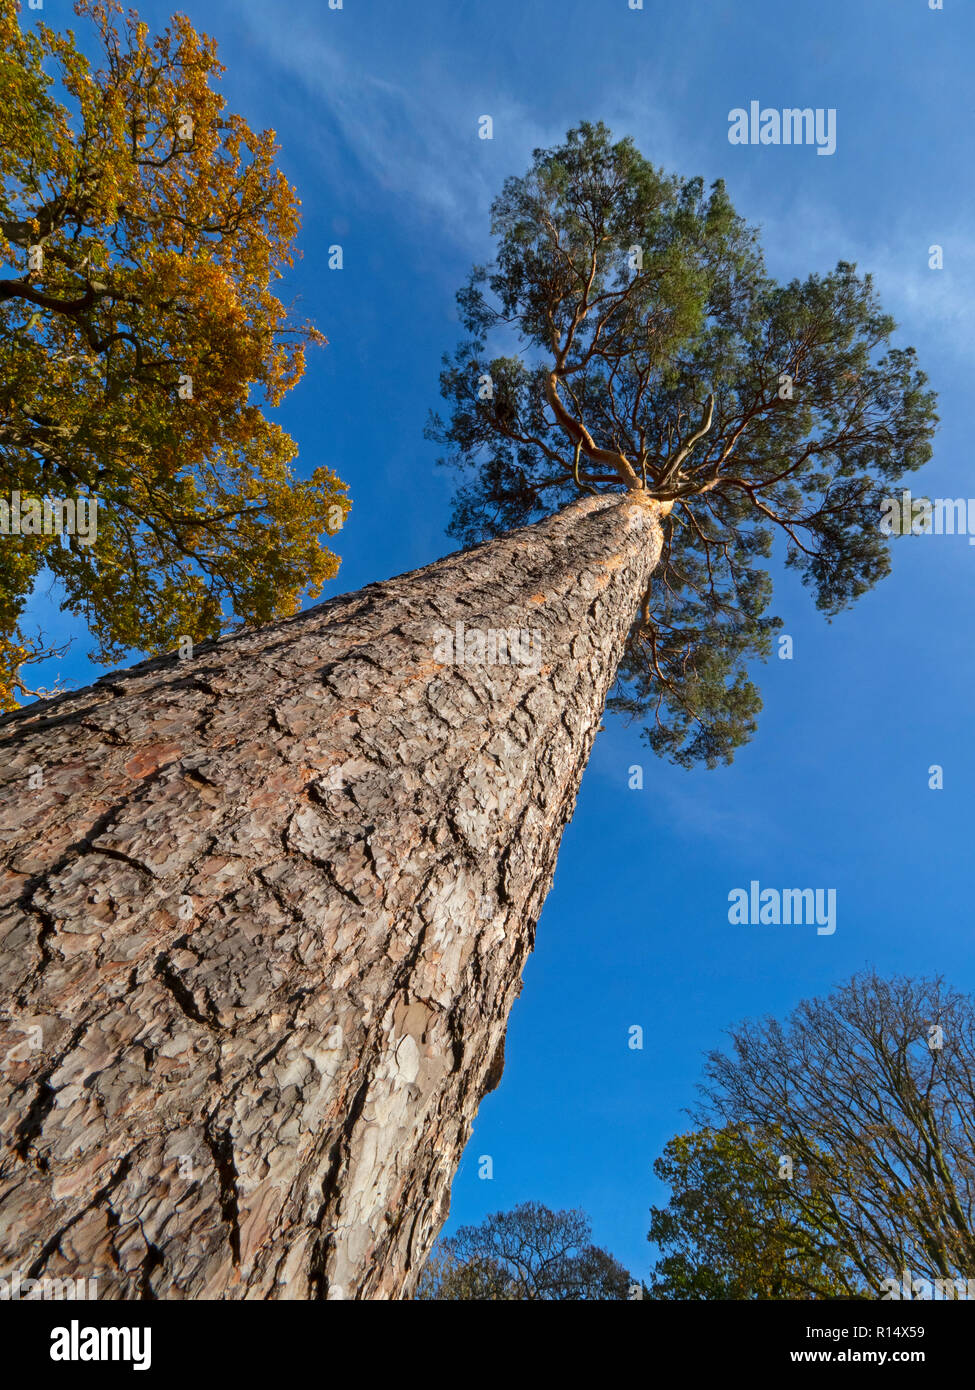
[{"left": 0, "top": 490, "right": 664, "bottom": 1300}]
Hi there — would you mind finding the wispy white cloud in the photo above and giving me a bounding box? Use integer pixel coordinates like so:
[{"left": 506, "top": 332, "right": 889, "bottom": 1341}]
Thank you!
[
  {"left": 235, "top": 3, "right": 553, "bottom": 249},
  {"left": 238, "top": 1, "right": 968, "bottom": 369},
  {"left": 589, "top": 724, "right": 778, "bottom": 853},
  {"left": 756, "top": 194, "right": 975, "bottom": 365},
  {"left": 234, "top": 1, "right": 690, "bottom": 260}
]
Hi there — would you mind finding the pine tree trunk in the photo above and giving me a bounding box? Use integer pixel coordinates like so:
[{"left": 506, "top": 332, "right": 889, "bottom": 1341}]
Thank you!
[{"left": 0, "top": 491, "right": 664, "bottom": 1300}]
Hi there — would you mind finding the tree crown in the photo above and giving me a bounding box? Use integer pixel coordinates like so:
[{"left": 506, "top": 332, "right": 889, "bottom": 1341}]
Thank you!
[
  {"left": 696, "top": 971, "right": 975, "bottom": 1290},
  {"left": 428, "top": 122, "right": 937, "bottom": 765},
  {"left": 416, "top": 1200, "right": 632, "bottom": 1300}
]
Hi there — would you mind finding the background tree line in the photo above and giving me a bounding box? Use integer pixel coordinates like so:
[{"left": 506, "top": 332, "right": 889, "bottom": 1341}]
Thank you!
[{"left": 419, "top": 973, "right": 975, "bottom": 1299}]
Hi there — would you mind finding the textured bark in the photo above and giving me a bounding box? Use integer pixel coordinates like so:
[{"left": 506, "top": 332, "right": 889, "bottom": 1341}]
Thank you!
[{"left": 0, "top": 491, "right": 664, "bottom": 1299}]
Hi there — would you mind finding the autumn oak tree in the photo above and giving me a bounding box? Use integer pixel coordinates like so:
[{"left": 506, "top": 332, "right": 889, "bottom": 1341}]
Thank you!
[
  {"left": 0, "top": 0, "right": 347, "bottom": 709},
  {"left": 0, "top": 119, "right": 939, "bottom": 1299}
]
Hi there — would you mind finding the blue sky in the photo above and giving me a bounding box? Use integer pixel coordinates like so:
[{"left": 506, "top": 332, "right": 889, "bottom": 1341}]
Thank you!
[{"left": 19, "top": 0, "right": 975, "bottom": 1283}]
